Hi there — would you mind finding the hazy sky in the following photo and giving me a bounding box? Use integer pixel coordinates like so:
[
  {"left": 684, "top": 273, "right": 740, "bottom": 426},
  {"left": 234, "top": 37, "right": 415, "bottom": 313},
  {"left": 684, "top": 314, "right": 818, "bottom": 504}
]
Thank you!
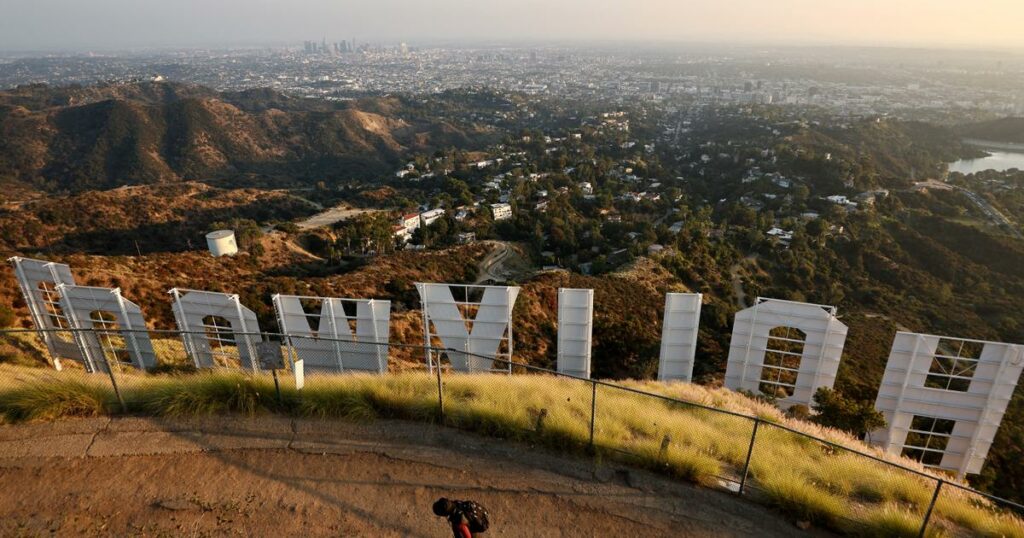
[{"left": 2, "top": 0, "right": 1023, "bottom": 51}]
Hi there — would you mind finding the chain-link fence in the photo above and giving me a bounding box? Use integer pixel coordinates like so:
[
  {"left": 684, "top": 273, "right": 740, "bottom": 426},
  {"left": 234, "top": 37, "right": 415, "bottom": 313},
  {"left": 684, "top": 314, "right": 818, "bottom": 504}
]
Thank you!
[{"left": 0, "top": 327, "right": 1022, "bottom": 536}]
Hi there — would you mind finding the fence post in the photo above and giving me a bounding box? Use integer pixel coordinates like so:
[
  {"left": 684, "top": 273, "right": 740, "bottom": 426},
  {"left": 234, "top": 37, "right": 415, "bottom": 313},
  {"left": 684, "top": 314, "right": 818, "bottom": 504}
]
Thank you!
[
  {"left": 589, "top": 380, "right": 597, "bottom": 450},
  {"left": 739, "top": 417, "right": 761, "bottom": 495},
  {"left": 102, "top": 354, "right": 128, "bottom": 414},
  {"left": 271, "top": 367, "right": 282, "bottom": 405},
  {"left": 436, "top": 351, "right": 445, "bottom": 424},
  {"left": 919, "top": 478, "right": 943, "bottom": 538}
]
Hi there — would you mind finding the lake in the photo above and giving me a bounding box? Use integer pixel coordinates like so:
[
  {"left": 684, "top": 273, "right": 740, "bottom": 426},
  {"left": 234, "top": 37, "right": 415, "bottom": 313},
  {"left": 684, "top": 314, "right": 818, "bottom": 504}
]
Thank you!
[{"left": 949, "top": 150, "right": 1024, "bottom": 175}]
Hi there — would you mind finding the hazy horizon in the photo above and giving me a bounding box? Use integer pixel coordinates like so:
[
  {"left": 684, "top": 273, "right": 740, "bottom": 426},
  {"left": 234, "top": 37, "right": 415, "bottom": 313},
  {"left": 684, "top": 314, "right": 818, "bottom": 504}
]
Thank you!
[{"left": 2, "top": 0, "right": 1024, "bottom": 53}]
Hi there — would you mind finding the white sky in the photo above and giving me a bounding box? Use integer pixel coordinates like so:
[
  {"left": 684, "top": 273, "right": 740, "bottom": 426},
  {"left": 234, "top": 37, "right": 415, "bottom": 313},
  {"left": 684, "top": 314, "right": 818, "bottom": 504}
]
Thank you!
[{"left": 1, "top": 0, "right": 1023, "bottom": 51}]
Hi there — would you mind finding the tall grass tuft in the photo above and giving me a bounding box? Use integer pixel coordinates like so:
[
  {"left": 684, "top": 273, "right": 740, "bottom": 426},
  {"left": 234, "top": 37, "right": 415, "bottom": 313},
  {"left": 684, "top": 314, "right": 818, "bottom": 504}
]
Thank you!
[
  {"left": 294, "top": 386, "right": 377, "bottom": 421},
  {"left": 295, "top": 373, "right": 438, "bottom": 421},
  {"left": 0, "top": 378, "right": 113, "bottom": 422},
  {"left": 135, "top": 372, "right": 278, "bottom": 417},
  {"left": 934, "top": 490, "right": 1024, "bottom": 538},
  {"left": 757, "top": 468, "right": 849, "bottom": 528},
  {"left": 628, "top": 443, "right": 722, "bottom": 486},
  {"left": 858, "top": 504, "right": 934, "bottom": 538}
]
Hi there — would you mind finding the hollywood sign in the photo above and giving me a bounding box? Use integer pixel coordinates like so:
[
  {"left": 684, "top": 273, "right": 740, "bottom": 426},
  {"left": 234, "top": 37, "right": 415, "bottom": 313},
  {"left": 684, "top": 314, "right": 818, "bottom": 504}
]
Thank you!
[{"left": 8, "top": 256, "right": 1022, "bottom": 477}]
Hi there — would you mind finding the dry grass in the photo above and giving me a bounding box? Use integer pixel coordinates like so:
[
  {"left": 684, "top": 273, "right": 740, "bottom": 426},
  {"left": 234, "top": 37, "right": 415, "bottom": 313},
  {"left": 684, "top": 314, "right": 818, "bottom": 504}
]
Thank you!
[
  {"left": 0, "top": 374, "right": 112, "bottom": 422},
  {"left": 858, "top": 504, "right": 935, "bottom": 538},
  {"left": 0, "top": 364, "right": 1020, "bottom": 537},
  {"left": 932, "top": 486, "right": 1024, "bottom": 538}
]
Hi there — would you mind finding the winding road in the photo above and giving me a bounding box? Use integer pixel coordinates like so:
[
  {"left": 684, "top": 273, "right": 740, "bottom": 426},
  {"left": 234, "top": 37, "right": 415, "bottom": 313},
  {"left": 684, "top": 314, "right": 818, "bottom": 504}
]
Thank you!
[{"left": 475, "top": 241, "right": 515, "bottom": 283}]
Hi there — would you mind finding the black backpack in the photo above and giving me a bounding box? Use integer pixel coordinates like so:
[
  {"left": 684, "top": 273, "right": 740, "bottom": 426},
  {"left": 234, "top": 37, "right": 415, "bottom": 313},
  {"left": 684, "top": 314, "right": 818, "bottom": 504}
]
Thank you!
[{"left": 456, "top": 500, "right": 489, "bottom": 533}]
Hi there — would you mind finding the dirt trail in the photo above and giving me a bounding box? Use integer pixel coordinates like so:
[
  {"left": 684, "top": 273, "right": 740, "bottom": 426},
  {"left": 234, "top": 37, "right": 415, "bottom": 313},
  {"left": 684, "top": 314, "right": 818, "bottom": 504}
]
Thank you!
[
  {"left": 729, "top": 254, "right": 759, "bottom": 308},
  {"left": 297, "top": 206, "right": 383, "bottom": 230},
  {"left": 0, "top": 416, "right": 826, "bottom": 537}
]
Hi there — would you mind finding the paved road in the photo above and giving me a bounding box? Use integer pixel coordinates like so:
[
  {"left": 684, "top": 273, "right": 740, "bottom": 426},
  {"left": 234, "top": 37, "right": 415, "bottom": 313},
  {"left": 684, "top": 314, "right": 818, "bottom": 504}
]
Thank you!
[
  {"left": 952, "top": 186, "right": 1022, "bottom": 238},
  {"left": 475, "top": 241, "right": 513, "bottom": 283},
  {"left": 0, "top": 417, "right": 824, "bottom": 537},
  {"left": 916, "top": 179, "right": 1021, "bottom": 238}
]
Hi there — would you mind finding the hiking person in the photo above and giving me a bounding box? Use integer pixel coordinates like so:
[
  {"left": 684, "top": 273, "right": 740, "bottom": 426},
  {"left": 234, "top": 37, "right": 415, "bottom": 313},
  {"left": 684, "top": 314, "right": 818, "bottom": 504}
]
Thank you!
[{"left": 432, "top": 497, "right": 489, "bottom": 537}]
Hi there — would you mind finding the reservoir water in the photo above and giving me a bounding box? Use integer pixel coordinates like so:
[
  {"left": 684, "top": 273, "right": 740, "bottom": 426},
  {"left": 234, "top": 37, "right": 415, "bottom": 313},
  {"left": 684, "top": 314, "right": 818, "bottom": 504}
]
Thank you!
[{"left": 949, "top": 150, "right": 1024, "bottom": 174}]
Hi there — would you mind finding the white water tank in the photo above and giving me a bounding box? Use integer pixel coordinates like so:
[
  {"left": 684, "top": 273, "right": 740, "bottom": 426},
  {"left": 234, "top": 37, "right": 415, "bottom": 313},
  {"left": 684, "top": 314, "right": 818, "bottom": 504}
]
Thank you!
[{"left": 206, "top": 230, "right": 238, "bottom": 257}]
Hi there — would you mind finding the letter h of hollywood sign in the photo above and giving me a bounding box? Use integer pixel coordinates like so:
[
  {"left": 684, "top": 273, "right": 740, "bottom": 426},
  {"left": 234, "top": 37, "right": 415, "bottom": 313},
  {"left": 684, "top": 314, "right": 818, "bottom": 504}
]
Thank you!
[{"left": 8, "top": 256, "right": 1023, "bottom": 476}]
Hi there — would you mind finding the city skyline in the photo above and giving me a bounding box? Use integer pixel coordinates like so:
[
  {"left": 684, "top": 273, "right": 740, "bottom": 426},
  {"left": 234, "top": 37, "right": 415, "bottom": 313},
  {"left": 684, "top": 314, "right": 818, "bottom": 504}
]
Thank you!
[{"left": 2, "top": 0, "right": 1024, "bottom": 52}]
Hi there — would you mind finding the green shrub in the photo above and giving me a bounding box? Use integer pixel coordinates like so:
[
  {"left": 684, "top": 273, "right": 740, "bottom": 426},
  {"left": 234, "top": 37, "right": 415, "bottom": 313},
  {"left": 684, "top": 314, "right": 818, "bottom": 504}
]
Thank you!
[{"left": 811, "top": 387, "right": 886, "bottom": 437}]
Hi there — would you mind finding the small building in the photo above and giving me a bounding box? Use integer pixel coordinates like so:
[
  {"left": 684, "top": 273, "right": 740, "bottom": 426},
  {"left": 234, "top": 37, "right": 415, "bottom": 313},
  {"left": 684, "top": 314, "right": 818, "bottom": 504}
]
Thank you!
[
  {"left": 420, "top": 208, "right": 446, "bottom": 227},
  {"left": 826, "top": 195, "right": 858, "bottom": 209},
  {"left": 826, "top": 195, "right": 850, "bottom": 205},
  {"left": 392, "top": 225, "right": 411, "bottom": 244},
  {"left": 766, "top": 227, "right": 794, "bottom": 246},
  {"left": 490, "top": 203, "right": 513, "bottom": 221},
  {"left": 401, "top": 213, "right": 421, "bottom": 232},
  {"left": 619, "top": 192, "right": 642, "bottom": 203},
  {"left": 456, "top": 232, "right": 476, "bottom": 244}
]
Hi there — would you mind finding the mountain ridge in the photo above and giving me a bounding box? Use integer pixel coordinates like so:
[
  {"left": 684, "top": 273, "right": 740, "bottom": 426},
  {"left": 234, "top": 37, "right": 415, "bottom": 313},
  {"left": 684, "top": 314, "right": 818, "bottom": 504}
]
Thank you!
[
  {"left": 957, "top": 117, "right": 1024, "bottom": 144},
  {"left": 0, "top": 82, "right": 480, "bottom": 192}
]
